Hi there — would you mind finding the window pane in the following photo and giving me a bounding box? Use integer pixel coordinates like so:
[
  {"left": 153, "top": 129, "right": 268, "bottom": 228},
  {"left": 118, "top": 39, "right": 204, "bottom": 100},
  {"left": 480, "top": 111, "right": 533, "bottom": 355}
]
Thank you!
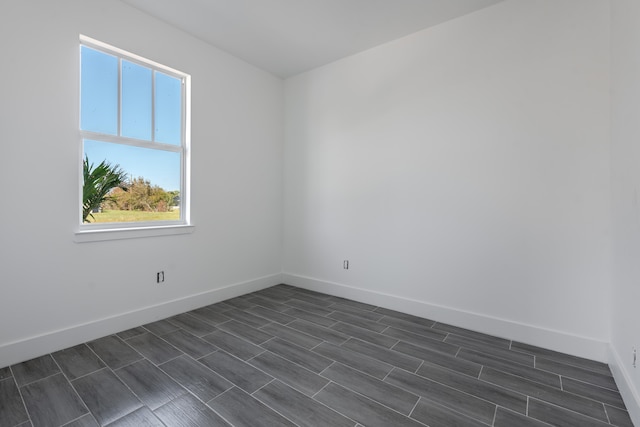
[
  {"left": 155, "top": 71, "right": 182, "bottom": 145},
  {"left": 84, "top": 139, "right": 181, "bottom": 223},
  {"left": 121, "top": 60, "right": 152, "bottom": 140},
  {"left": 81, "top": 46, "right": 117, "bottom": 134}
]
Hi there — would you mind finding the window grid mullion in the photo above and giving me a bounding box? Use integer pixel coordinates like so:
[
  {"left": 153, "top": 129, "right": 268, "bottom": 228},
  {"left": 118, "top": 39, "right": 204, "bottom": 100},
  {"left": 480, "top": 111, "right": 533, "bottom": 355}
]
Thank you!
[
  {"left": 80, "top": 131, "right": 183, "bottom": 153},
  {"left": 181, "top": 77, "right": 187, "bottom": 223},
  {"left": 118, "top": 57, "right": 122, "bottom": 137},
  {"left": 151, "top": 71, "right": 156, "bottom": 143}
]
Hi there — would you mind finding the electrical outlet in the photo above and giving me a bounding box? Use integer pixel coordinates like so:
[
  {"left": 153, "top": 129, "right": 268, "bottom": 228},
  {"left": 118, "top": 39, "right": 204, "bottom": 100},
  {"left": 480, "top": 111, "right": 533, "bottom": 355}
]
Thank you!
[
  {"left": 156, "top": 271, "right": 165, "bottom": 283},
  {"left": 343, "top": 260, "right": 349, "bottom": 270}
]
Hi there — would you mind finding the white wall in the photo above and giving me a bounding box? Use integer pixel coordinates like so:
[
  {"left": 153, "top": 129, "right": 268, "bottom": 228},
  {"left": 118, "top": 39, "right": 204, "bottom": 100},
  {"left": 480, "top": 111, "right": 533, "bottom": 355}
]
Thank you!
[
  {"left": 0, "top": 0, "right": 283, "bottom": 366},
  {"left": 283, "top": 0, "right": 611, "bottom": 360},
  {"left": 610, "top": 0, "right": 640, "bottom": 422}
]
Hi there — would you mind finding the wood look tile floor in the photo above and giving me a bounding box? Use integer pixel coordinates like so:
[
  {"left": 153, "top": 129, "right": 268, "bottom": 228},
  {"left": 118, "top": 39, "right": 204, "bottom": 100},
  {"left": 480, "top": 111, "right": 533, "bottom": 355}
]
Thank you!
[{"left": 0, "top": 285, "right": 634, "bottom": 427}]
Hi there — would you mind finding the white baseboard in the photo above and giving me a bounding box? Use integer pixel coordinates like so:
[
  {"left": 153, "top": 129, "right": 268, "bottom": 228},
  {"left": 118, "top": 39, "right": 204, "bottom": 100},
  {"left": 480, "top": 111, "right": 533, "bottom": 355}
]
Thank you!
[
  {"left": 282, "top": 272, "right": 609, "bottom": 363},
  {"left": 0, "top": 273, "right": 283, "bottom": 368},
  {"left": 608, "top": 344, "right": 640, "bottom": 427}
]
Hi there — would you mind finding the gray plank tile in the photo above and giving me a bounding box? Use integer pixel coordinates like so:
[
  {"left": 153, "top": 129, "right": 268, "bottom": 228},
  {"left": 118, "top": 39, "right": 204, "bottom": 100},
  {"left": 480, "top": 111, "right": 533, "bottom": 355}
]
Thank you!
[
  {"left": 52, "top": 344, "right": 105, "bottom": 380},
  {"left": 283, "top": 307, "right": 338, "bottom": 327},
  {"left": 605, "top": 404, "right": 634, "bottom": 427},
  {"left": 261, "top": 338, "right": 333, "bottom": 373},
  {"left": 205, "top": 301, "right": 236, "bottom": 312},
  {"left": 528, "top": 398, "right": 611, "bottom": 427},
  {"left": 480, "top": 367, "right": 608, "bottom": 422},
  {"left": 106, "top": 406, "right": 164, "bottom": 427},
  {"left": 21, "top": 373, "right": 88, "bottom": 427},
  {"left": 326, "top": 296, "right": 378, "bottom": 312},
  {"left": 255, "top": 287, "right": 297, "bottom": 302},
  {"left": 87, "top": 335, "right": 143, "bottom": 370},
  {"left": 445, "top": 333, "right": 535, "bottom": 366},
  {"left": 271, "top": 284, "right": 297, "bottom": 291},
  {"left": 326, "top": 303, "right": 384, "bottom": 321},
  {"left": 327, "top": 311, "right": 388, "bottom": 333},
  {"left": 393, "top": 341, "right": 482, "bottom": 377},
  {"left": 383, "top": 327, "right": 459, "bottom": 355},
  {"left": 291, "top": 288, "right": 333, "bottom": 300},
  {"left": 143, "top": 319, "right": 180, "bottom": 336},
  {"left": 262, "top": 285, "right": 296, "bottom": 295},
  {"left": 0, "top": 377, "right": 29, "bottom": 426},
  {"left": 9, "top": 287, "right": 626, "bottom": 427},
  {"left": 260, "top": 323, "right": 323, "bottom": 349},
  {"left": 116, "top": 327, "right": 147, "bottom": 340},
  {"left": 154, "top": 394, "right": 230, "bottom": 426},
  {"left": 314, "top": 382, "right": 424, "bottom": 427},
  {"left": 159, "top": 355, "right": 233, "bottom": 402},
  {"left": 321, "top": 363, "right": 419, "bottom": 415},
  {"left": 331, "top": 322, "right": 398, "bottom": 348},
  {"left": 247, "top": 296, "right": 291, "bottom": 312},
  {"left": 65, "top": 413, "right": 99, "bottom": 427},
  {"left": 73, "top": 369, "right": 142, "bottom": 426},
  {"left": 410, "top": 397, "right": 488, "bottom": 427},
  {"left": 126, "top": 333, "right": 182, "bottom": 365},
  {"left": 373, "top": 307, "right": 436, "bottom": 328},
  {"left": 536, "top": 357, "right": 618, "bottom": 391},
  {"left": 247, "top": 306, "right": 296, "bottom": 324},
  {"left": 385, "top": 368, "right": 497, "bottom": 424},
  {"left": 342, "top": 338, "right": 423, "bottom": 372},
  {"left": 0, "top": 367, "right": 11, "bottom": 380},
  {"left": 314, "top": 342, "right": 393, "bottom": 380},
  {"left": 289, "top": 293, "right": 335, "bottom": 307},
  {"left": 201, "top": 330, "right": 264, "bottom": 361},
  {"left": 285, "top": 299, "right": 334, "bottom": 316},
  {"left": 493, "top": 407, "right": 552, "bottom": 427},
  {"left": 167, "top": 313, "right": 217, "bottom": 337},
  {"left": 217, "top": 320, "right": 274, "bottom": 345},
  {"left": 160, "top": 329, "right": 218, "bottom": 359},
  {"left": 433, "top": 322, "right": 511, "bottom": 348},
  {"left": 187, "top": 307, "right": 231, "bottom": 326},
  {"left": 416, "top": 361, "right": 527, "bottom": 414},
  {"left": 221, "top": 309, "right": 272, "bottom": 328},
  {"left": 511, "top": 341, "right": 612, "bottom": 376},
  {"left": 248, "top": 351, "right": 329, "bottom": 396},
  {"left": 11, "top": 355, "right": 60, "bottom": 387},
  {"left": 115, "top": 359, "right": 186, "bottom": 410},
  {"left": 199, "top": 351, "right": 272, "bottom": 393},
  {"left": 253, "top": 380, "right": 355, "bottom": 427},
  {"left": 237, "top": 291, "right": 263, "bottom": 299},
  {"left": 266, "top": 284, "right": 297, "bottom": 293},
  {"left": 223, "top": 296, "right": 256, "bottom": 310},
  {"left": 287, "top": 319, "right": 350, "bottom": 345},
  {"left": 457, "top": 348, "right": 561, "bottom": 388},
  {"left": 208, "top": 387, "right": 296, "bottom": 427},
  {"left": 562, "top": 377, "right": 626, "bottom": 409},
  {"left": 379, "top": 316, "right": 447, "bottom": 341}
]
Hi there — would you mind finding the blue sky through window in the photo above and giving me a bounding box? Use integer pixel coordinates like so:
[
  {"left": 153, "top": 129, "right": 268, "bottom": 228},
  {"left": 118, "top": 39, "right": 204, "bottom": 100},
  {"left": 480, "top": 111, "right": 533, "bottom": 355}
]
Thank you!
[
  {"left": 155, "top": 72, "right": 182, "bottom": 146},
  {"left": 81, "top": 46, "right": 117, "bottom": 135},
  {"left": 81, "top": 45, "right": 182, "bottom": 191},
  {"left": 122, "top": 60, "right": 152, "bottom": 140}
]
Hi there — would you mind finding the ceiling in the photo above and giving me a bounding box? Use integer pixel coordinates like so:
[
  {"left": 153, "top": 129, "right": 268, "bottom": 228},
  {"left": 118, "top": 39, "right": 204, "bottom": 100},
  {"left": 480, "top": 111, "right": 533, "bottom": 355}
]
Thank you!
[{"left": 121, "top": 0, "right": 503, "bottom": 78}]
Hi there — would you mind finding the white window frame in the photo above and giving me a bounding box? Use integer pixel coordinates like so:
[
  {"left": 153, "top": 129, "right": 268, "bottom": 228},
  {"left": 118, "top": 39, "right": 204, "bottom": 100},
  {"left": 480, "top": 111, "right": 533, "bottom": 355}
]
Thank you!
[{"left": 75, "top": 35, "right": 192, "bottom": 243}]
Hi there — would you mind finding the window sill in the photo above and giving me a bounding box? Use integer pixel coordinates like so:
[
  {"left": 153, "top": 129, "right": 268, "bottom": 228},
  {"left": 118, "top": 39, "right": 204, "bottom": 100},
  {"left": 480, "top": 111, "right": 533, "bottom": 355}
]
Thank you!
[{"left": 74, "top": 224, "right": 194, "bottom": 243}]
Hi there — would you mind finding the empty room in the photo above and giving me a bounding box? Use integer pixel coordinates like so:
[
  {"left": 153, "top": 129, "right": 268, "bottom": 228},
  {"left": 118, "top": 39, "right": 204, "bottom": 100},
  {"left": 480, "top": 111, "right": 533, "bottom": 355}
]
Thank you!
[{"left": 0, "top": 0, "right": 639, "bottom": 426}]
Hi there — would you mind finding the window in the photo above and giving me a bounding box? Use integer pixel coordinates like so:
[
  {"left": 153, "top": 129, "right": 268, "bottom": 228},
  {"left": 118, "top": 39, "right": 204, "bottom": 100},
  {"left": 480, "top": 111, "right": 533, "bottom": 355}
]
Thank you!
[{"left": 78, "top": 36, "right": 191, "bottom": 241}]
